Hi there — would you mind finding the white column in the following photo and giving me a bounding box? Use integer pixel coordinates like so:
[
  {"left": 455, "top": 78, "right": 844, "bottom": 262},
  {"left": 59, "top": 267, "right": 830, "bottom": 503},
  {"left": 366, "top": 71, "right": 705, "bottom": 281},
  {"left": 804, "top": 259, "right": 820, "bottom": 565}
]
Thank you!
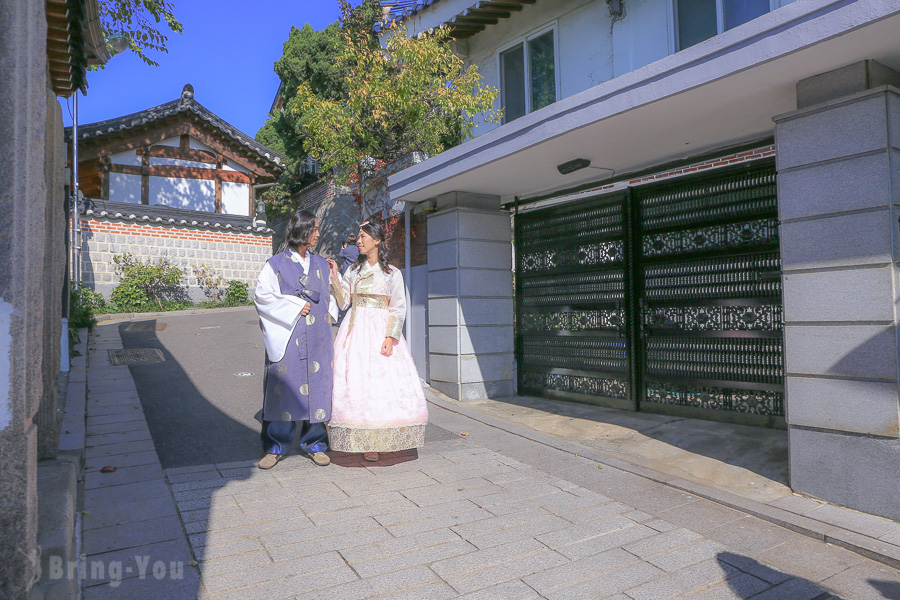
[{"left": 427, "top": 193, "right": 514, "bottom": 401}]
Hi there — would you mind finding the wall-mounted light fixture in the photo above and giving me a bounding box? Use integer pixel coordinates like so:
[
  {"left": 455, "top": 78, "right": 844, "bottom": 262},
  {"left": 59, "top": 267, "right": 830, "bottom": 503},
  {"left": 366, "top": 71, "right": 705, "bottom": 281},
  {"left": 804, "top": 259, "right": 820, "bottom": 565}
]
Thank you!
[
  {"left": 557, "top": 158, "right": 592, "bottom": 175},
  {"left": 608, "top": 0, "right": 624, "bottom": 18}
]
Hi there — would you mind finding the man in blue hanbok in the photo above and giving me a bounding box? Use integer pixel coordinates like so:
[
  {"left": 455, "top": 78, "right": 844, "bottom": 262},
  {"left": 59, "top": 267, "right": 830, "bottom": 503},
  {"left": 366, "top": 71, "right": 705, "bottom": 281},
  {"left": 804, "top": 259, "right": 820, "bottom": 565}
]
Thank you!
[{"left": 254, "top": 210, "right": 337, "bottom": 469}]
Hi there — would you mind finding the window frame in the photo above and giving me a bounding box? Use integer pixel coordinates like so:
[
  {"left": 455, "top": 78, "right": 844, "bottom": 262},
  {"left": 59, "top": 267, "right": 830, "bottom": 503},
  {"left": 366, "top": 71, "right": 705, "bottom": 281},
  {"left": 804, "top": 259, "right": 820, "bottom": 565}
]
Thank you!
[
  {"left": 672, "top": 0, "right": 780, "bottom": 51},
  {"left": 496, "top": 23, "right": 561, "bottom": 124}
]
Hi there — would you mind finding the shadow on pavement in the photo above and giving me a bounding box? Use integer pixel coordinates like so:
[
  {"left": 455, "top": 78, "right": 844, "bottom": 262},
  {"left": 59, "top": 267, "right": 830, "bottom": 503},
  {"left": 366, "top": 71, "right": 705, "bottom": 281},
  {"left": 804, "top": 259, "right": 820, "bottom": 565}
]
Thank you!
[
  {"left": 101, "top": 313, "right": 455, "bottom": 600},
  {"left": 714, "top": 551, "right": 900, "bottom": 599},
  {"left": 489, "top": 394, "right": 789, "bottom": 486}
]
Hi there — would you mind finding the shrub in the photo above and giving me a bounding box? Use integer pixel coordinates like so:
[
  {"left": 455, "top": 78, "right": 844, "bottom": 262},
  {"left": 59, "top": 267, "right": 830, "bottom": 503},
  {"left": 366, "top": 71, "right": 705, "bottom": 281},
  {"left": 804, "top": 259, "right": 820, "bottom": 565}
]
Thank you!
[
  {"left": 192, "top": 263, "right": 226, "bottom": 302},
  {"left": 110, "top": 253, "right": 186, "bottom": 311},
  {"left": 224, "top": 280, "right": 249, "bottom": 306},
  {"left": 69, "top": 284, "right": 105, "bottom": 330}
]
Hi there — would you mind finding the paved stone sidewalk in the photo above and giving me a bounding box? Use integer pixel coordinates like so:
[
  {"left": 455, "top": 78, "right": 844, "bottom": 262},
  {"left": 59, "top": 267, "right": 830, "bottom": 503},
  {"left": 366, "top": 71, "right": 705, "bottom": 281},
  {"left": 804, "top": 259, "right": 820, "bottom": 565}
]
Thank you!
[
  {"left": 78, "top": 322, "right": 900, "bottom": 600},
  {"left": 162, "top": 436, "right": 900, "bottom": 600}
]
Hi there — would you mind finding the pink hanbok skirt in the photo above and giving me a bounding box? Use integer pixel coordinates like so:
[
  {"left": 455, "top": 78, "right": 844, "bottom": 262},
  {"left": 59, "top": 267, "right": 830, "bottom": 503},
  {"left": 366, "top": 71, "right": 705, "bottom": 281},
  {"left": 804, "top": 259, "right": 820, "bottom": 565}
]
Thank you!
[{"left": 327, "top": 305, "right": 428, "bottom": 452}]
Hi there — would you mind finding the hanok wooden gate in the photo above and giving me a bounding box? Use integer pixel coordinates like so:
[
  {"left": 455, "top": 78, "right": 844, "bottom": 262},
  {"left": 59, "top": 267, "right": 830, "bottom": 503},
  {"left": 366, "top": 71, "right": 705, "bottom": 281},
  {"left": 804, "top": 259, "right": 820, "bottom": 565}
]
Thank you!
[{"left": 514, "top": 164, "right": 784, "bottom": 426}]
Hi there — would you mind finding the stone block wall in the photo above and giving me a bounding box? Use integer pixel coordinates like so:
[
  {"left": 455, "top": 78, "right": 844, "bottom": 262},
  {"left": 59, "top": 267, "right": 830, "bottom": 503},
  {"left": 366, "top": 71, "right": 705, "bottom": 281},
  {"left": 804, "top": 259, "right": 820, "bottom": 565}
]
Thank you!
[
  {"left": 0, "top": 0, "right": 64, "bottom": 595},
  {"left": 774, "top": 62, "right": 900, "bottom": 521},
  {"left": 427, "top": 193, "right": 515, "bottom": 401},
  {"left": 79, "top": 217, "right": 272, "bottom": 301}
]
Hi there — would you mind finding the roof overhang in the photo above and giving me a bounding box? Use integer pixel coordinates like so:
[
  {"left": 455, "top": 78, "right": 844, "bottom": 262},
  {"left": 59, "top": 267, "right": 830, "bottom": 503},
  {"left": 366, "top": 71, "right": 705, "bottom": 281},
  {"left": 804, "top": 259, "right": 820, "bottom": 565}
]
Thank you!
[
  {"left": 381, "top": 0, "right": 538, "bottom": 39},
  {"left": 389, "top": 0, "right": 900, "bottom": 204},
  {"left": 47, "top": 0, "right": 110, "bottom": 97}
]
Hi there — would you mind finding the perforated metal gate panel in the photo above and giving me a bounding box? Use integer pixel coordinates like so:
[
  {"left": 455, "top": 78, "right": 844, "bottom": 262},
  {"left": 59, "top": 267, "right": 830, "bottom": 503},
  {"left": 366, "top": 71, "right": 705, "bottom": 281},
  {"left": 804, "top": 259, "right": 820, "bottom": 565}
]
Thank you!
[
  {"left": 515, "top": 193, "right": 633, "bottom": 410},
  {"left": 636, "top": 167, "right": 784, "bottom": 422},
  {"left": 514, "top": 164, "right": 784, "bottom": 425}
]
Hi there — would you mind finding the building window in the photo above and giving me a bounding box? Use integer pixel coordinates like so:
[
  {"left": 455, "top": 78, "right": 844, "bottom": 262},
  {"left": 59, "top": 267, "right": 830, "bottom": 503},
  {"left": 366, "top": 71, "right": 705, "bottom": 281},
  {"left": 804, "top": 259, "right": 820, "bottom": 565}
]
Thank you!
[
  {"left": 676, "top": 0, "right": 772, "bottom": 50},
  {"left": 500, "top": 28, "right": 557, "bottom": 123}
]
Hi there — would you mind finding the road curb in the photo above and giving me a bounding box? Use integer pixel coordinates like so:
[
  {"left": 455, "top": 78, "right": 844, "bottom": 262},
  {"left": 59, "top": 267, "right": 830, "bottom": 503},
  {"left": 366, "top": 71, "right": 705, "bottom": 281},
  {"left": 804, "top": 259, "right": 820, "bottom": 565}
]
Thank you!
[
  {"left": 424, "top": 388, "right": 900, "bottom": 570},
  {"left": 95, "top": 304, "right": 255, "bottom": 323}
]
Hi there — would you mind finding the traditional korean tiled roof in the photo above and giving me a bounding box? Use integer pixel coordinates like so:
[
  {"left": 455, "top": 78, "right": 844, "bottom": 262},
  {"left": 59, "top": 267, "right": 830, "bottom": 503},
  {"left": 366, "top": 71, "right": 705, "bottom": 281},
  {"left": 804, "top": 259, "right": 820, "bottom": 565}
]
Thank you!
[
  {"left": 67, "top": 84, "right": 285, "bottom": 169},
  {"left": 81, "top": 199, "right": 273, "bottom": 234},
  {"left": 380, "top": 0, "right": 537, "bottom": 39},
  {"left": 47, "top": 0, "right": 109, "bottom": 97}
]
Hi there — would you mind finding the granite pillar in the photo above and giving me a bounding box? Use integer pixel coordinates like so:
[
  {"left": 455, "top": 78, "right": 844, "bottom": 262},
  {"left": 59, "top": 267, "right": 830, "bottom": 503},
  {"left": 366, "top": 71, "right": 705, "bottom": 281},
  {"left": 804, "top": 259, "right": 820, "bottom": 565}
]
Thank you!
[
  {"left": 427, "top": 193, "right": 515, "bottom": 401},
  {"left": 774, "top": 61, "right": 900, "bottom": 520}
]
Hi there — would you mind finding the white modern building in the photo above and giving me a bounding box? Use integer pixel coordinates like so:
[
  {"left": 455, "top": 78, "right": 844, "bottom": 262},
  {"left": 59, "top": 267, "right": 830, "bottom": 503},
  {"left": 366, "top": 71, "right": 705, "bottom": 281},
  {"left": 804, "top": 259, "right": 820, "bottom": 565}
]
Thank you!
[{"left": 386, "top": 0, "right": 900, "bottom": 521}]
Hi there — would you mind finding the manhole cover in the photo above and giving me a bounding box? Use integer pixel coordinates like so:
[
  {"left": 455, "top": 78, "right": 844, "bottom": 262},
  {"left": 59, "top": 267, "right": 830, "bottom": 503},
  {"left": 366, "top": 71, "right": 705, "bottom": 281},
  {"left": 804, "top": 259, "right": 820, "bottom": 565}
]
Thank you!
[
  {"left": 108, "top": 348, "right": 166, "bottom": 366},
  {"left": 124, "top": 322, "right": 168, "bottom": 332}
]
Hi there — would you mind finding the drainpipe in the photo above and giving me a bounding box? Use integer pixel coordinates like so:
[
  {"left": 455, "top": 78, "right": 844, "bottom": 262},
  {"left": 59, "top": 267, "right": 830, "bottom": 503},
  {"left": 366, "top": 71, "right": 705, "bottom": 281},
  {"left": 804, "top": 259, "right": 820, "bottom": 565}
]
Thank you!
[
  {"left": 404, "top": 201, "right": 412, "bottom": 346},
  {"left": 72, "top": 91, "right": 81, "bottom": 286}
]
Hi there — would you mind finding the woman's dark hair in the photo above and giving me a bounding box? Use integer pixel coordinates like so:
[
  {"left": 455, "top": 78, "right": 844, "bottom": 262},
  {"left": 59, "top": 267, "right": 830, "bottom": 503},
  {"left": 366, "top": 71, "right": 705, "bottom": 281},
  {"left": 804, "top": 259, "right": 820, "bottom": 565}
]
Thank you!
[
  {"left": 354, "top": 220, "right": 391, "bottom": 274},
  {"left": 346, "top": 233, "right": 357, "bottom": 244},
  {"left": 285, "top": 210, "right": 317, "bottom": 249}
]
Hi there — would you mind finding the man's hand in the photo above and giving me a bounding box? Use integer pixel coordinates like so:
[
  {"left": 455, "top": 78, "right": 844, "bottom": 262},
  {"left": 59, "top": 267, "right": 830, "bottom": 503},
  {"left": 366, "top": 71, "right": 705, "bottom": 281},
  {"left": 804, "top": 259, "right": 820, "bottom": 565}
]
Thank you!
[
  {"left": 326, "top": 258, "right": 339, "bottom": 283},
  {"left": 381, "top": 337, "right": 396, "bottom": 357},
  {"left": 300, "top": 302, "right": 311, "bottom": 317}
]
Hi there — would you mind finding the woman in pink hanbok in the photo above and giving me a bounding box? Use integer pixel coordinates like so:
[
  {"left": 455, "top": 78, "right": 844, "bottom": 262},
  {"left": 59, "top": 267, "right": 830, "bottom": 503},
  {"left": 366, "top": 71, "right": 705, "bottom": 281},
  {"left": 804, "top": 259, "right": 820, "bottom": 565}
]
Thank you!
[{"left": 325, "top": 220, "right": 428, "bottom": 462}]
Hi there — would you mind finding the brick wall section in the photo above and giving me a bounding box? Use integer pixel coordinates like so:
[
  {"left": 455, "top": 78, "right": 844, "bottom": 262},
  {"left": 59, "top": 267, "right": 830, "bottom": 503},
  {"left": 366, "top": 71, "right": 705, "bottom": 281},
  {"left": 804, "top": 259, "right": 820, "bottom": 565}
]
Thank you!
[
  {"left": 566, "top": 145, "right": 777, "bottom": 197},
  {"left": 78, "top": 217, "right": 272, "bottom": 300},
  {"left": 627, "top": 146, "right": 776, "bottom": 185},
  {"left": 296, "top": 178, "right": 337, "bottom": 212}
]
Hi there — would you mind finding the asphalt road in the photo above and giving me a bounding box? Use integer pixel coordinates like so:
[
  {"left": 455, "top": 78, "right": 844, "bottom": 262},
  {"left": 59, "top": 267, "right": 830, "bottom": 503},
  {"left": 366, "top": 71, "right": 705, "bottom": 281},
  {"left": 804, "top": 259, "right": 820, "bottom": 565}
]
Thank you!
[{"left": 119, "top": 306, "right": 456, "bottom": 469}]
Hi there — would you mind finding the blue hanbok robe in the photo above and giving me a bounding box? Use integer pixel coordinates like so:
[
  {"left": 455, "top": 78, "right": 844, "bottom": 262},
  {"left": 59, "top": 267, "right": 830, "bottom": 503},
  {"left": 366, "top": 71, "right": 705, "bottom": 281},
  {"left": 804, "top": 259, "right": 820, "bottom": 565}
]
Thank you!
[{"left": 255, "top": 249, "right": 335, "bottom": 424}]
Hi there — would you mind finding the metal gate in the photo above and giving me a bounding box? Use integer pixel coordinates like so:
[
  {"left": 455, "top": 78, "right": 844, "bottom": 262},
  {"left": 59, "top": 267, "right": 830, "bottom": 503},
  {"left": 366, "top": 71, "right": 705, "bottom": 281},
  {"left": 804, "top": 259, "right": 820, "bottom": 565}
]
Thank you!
[
  {"left": 515, "top": 192, "right": 635, "bottom": 410},
  {"left": 515, "top": 164, "right": 784, "bottom": 426}
]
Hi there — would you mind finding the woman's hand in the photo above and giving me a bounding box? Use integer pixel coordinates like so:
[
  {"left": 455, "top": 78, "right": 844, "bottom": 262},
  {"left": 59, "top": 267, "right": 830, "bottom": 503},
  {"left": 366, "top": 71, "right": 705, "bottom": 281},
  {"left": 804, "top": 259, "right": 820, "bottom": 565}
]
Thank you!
[
  {"left": 381, "top": 337, "right": 396, "bottom": 357},
  {"left": 300, "top": 301, "right": 311, "bottom": 317},
  {"left": 326, "top": 258, "right": 339, "bottom": 283}
]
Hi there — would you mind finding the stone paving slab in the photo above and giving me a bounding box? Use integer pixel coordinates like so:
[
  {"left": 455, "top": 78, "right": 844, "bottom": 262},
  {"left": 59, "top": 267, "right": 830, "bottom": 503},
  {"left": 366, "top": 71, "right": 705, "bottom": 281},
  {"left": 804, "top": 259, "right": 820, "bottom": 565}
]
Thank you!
[
  {"left": 154, "top": 431, "right": 900, "bottom": 599},
  {"left": 80, "top": 322, "right": 900, "bottom": 600}
]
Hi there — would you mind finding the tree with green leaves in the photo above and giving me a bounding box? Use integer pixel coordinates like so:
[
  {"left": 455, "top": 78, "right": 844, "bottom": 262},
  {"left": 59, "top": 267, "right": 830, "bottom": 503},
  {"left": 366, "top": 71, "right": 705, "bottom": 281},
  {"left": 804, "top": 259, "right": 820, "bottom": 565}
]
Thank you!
[
  {"left": 255, "top": 21, "right": 347, "bottom": 218},
  {"left": 97, "top": 0, "right": 183, "bottom": 67},
  {"left": 293, "top": 0, "right": 501, "bottom": 202}
]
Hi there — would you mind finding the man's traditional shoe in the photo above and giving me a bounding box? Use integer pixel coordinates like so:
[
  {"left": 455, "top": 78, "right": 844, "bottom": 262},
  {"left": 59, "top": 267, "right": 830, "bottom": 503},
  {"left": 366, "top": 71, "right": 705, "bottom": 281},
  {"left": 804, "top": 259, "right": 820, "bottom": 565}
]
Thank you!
[
  {"left": 258, "top": 453, "right": 282, "bottom": 469},
  {"left": 310, "top": 451, "right": 330, "bottom": 466},
  {"left": 364, "top": 452, "right": 379, "bottom": 462}
]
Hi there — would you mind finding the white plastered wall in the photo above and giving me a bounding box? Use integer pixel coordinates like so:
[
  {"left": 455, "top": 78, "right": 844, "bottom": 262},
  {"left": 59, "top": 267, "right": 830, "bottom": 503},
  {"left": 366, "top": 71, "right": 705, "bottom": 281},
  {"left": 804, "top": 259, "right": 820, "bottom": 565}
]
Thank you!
[
  {"left": 415, "top": 0, "right": 799, "bottom": 139},
  {"left": 109, "top": 148, "right": 141, "bottom": 166},
  {"left": 150, "top": 177, "right": 215, "bottom": 211},
  {"left": 108, "top": 173, "right": 142, "bottom": 204},
  {"left": 221, "top": 182, "right": 250, "bottom": 215}
]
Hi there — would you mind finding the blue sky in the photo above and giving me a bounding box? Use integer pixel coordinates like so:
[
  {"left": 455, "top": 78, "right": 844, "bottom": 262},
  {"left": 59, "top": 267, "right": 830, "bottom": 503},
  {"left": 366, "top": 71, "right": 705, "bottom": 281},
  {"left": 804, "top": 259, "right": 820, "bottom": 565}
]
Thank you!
[{"left": 62, "top": 1, "right": 343, "bottom": 139}]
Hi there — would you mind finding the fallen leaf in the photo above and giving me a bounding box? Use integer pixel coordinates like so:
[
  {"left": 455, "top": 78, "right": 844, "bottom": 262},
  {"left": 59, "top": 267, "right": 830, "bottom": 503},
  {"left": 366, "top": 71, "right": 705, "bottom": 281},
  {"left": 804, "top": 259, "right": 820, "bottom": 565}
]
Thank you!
[
  {"left": 100, "top": 466, "right": 117, "bottom": 473},
  {"left": 187, "top": 560, "right": 198, "bottom": 567},
  {"left": 460, "top": 433, "right": 469, "bottom": 437},
  {"left": 81, "top": 510, "right": 91, "bottom": 516},
  {"left": 598, "top": 465, "right": 603, "bottom": 470}
]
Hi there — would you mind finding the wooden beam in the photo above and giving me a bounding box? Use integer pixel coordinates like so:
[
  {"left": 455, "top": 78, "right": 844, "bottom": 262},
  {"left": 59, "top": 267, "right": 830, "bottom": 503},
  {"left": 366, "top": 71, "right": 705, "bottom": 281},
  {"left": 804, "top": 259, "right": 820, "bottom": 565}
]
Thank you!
[
  {"left": 141, "top": 148, "right": 150, "bottom": 205},
  {"left": 454, "top": 13, "right": 499, "bottom": 24},
  {"left": 105, "top": 162, "right": 251, "bottom": 184},
  {"left": 465, "top": 7, "right": 511, "bottom": 19},
  {"left": 449, "top": 22, "right": 487, "bottom": 32},
  {"left": 476, "top": 2, "right": 525, "bottom": 11},
  {"left": 138, "top": 144, "right": 217, "bottom": 164},
  {"left": 214, "top": 155, "right": 223, "bottom": 213}
]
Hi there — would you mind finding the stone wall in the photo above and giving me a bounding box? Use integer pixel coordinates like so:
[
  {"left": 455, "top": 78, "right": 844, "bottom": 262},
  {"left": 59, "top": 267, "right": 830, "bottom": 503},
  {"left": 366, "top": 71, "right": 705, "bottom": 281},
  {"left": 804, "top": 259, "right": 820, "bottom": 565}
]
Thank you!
[
  {"left": 774, "top": 61, "right": 900, "bottom": 521},
  {"left": 0, "top": 0, "right": 60, "bottom": 595},
  {"left": 79, "top": 216, "right": 273, "bottom": 302}
]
